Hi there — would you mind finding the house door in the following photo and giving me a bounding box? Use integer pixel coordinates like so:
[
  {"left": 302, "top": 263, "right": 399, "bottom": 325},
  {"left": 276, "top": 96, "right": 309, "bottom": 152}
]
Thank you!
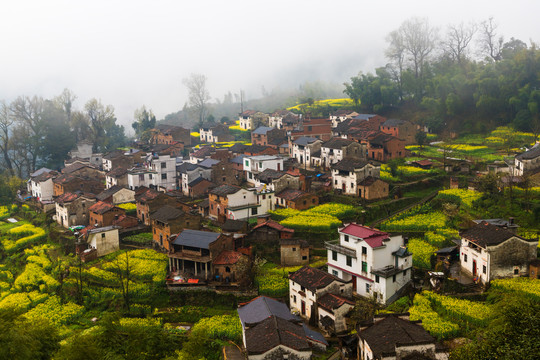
[
  {"left": 342, "top": 183, "right": 346, "bottom": 191},
  {"left": 352, "top": 276, "right": 357, "bottom": 292},
  {"left": 301, "top": 301, "right": 306, "bottom": 315},
  {"left": 472, "top": 260, "right": 477, "bottom": 276}
]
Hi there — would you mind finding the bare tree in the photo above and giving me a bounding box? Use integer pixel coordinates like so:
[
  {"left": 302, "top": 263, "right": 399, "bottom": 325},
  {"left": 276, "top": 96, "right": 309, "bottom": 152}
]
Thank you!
[
  {"left": 10, "top": 96, "right": 45, "bottom": 173},
  {"left": 445, "top": 22, "right": 477, "bottom": 65},
  {"left": 400, "top": 18, "right": 439, "bottom": 80},
  {"left": 479, "top": 17, "right": 503, "bottom": 61},
  {"left": 111, "top": 251, "right": 131, "bottom": 312},
  {"left": 84, "top": 99, "right": 116, "bottom": 152},
  {"left": 385, "top": 30, "right": 406, "bottom": 101},
  {"left": 183, "top": 73, "right": 211, "bottom": 126},
  {"left": 54, "top": 88, "right": 77, "bottom": 123},
  {"left": 0, "top": 101, "right": 14, "bottom": 175}
]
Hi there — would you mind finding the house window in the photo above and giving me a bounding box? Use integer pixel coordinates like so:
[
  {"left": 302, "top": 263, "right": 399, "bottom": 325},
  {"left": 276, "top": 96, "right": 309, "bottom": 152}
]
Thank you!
[
  {"left": 161, "top": 173, "right": 167, "bottom": 180},
  {"left": 226, "top": 266, "right": 231, "bottom": 273},
  {"left": 483, "top": 265, "right": 487, "bottom": 274},
  {"left": 161, "top": 162, "right": 166, "bottom": 169},
  {"left": 292, "top": 247, "right": 297, "bottom": 252},
  {"left": 301, "top": 286, "right": 305, "bottom": 292},
  {"left": 392, "top": 275, "right": 396, "bottom": 283},
  {"left": 346, "top": 256, "right": 352, "bottom": 267},
  {"left": 464, "top": 254, "right": 468, "bottom": 262},
  {"left": 303, "top": 200, "right": 306, "bottom": 205},
  {"left": 302, "top": 256, "right": 307, "bottom": 260},
  {"left": 139, "top": 174, "right": 144, "bottom": 181},
  {"left": 366, "top": 283, "right": 370, "bottom": 293},
  {"left": 332, "top": 251, "right": 337, "bottom": 261},
  {"left": 101, "top": 233, "right": 105, "bottom": 238},
  {"left": 344, "top": 235, "right": 349, "bottom": 242},
  {"left": 293, "top": 295, "right": 297, "bottom": 302},
  {"left": 362, "top": 246, "right": 367, "bottom": 255},
  {"left": 245, "top": 160, "right": 249, "bottom": 167},
  {"left": 334, "top": 180, "right": 338, "bottom": 185},
  {"left": 514, "top": 268, "right": 519, "bottom": 275},
  {"left": 332, "top": 270, "right": 338, "bottom": 276},
  {"left": 362, "top": 261, "right": 368, "bottom": 273},
  {"left": 251, "top": 207, "right": 258, "bottom": 215},
  {"left": 312, "top": 198, "right": 316, "bottom": 203},
  {"left": 375, "top": 275, "right": 379, "bottom": 283},
  {"left": 403, "top": 269, "right": 407, "bottom": 277}
]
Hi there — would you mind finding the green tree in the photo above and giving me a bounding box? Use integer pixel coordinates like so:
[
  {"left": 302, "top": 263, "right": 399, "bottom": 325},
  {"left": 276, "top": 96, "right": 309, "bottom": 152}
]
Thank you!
[{"left": 132, "top": 106, "right": 156, "bottom": 139}]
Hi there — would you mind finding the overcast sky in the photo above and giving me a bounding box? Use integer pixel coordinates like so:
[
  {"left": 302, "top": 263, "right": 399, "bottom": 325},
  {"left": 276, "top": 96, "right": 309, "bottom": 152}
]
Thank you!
[{"left": 1, "top": 0, "right": 539, "bottom": 129}]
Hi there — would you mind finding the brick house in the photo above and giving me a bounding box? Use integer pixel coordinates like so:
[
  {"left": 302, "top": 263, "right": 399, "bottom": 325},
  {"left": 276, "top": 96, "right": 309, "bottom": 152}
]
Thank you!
[
  {"left": 208, "top": 184, "right": 242, "bottom": 221},
  {"left": 250, "top": 216, "right": 295, "bottom": 243},
  {"left": 151, "top": 205, "right": 201, "bottom": 251},
  {"left": 186, "top": 177, "right": 215, "bottom": 198},
  {"left": 212, "top": 250, "right": 248, "bottom": 283},
  {"left": 210, "top": 160, "right": 241, "bottom": 187},
  {"left": 168, "top": 230, "right": 234, "bottom": 279},
  {"left": 280, "top": 239, "right": 310, "bottom": 266},
  {"left": 275, "top": 189, "right": 319, "bottom": 210},
  {"left": 459, "top": 221, "right": 539, "bottom": 283},
  {"left": 251, "top": 126, "right": 286, "bottom": 147},
  {"left": 367, "top": 132, "right": 406, "bottom": 161},
  {"left": 55, "top": 192, "right": 96, "bottom": 228},
  {"left": 135, "top": 187, "right": 179, "bottom": 225},
  {"left": 189, "top": 146, "right": 216, "bottom": 164},
  {"left": 256, "top": 169, "right": 300, "bottom": 193},
  {"left": 289, "top": 266, "right": 353, "bottom": 334},
  {"left": 321, "top": 137, "right": 366, "bottom": 169},
  {"left": 357, "top": 176, "right": 389, "bottom": 200},
  {"left": 53, "top": 174, "right": 105, "bottom": 197},
  {"left": 105, "top": 167, "right": 129, "bottom": 189},
  {"left": 88, "top": 201, "right": 126, "bottom": 227},
  {"left": 290, "top": 118, "right": 333, "bottom": 142},
  {"left": 379, "top": 119, "right": 416, "bottom": 145},
  {"left": 150, "top": 124, "right": 192, "bottom": 146},
  {"left": 96, "top": 185, "right": 135, "bottom": 205}
]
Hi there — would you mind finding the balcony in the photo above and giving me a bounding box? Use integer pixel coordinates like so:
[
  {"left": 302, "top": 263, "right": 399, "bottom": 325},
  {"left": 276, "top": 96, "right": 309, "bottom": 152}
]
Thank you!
[{"left": 325, "top": 241, "right": 357, "bottom": 258}]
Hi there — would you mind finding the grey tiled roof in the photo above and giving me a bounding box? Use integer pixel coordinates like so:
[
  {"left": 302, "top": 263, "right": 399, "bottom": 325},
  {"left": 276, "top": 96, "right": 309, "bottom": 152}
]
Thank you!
[
  {"left": 237, "top": 296, "right": 297, "bottom": 327},
  {"left": 171, "top": 229, "right": 220, "bottom": 249}
]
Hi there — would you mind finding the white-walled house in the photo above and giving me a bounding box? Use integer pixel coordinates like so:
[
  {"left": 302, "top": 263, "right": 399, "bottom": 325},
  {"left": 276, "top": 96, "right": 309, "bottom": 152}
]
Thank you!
[
  {"left": 127, "top": 167, "right": 157, "bottom": 190},
  {"left": 178, "top": 163, "right": 212, "bottom": 196},
  {"left": 289, "top": 266, "right": 354, "bottom": 334},
  {"left": 459, "top": 221, "right": 538, "bottom": 284},
  {"left": 28, "top": 169, "right": 58, "bottom": 202},
  {"left": 243, "top": 155, "right": 284, "bottom": 184},
  {"left": 291, "top": 137, "right": 322, "bottom": 168},
  {"left": 326, "top": 223, "right": 412, "bottom": 304},
  {"left": 331, "top": 159, "right": 380, "bottom": 196},
  {"left": 321, "top": 138, "right": 365, "bottom": 168},
  {"left": 86, "top": 226, "right": 120, "bottom": 257},
  {"left": 147, "top": 153, "right": 177, "bottom": 191},
  {"left": 330, "top": 110, "right": 359, "bottom": 128},
  {"left": 514, "top": 144, "right": 540, "bottom": 176},
  {"left": 226, "top": 186, "right": 275, "bottom": 220},
  {"left": 239, "top": 110, "right": 258, "bottom": 130}
]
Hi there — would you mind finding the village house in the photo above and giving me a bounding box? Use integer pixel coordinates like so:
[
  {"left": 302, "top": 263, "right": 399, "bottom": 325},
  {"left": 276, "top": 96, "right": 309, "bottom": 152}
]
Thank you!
[
  {"left": 127, "top": 166, "right": 157, "bottom": 190},
  {"left": 275, "top": 189, "right": 319, "bottom": 210},
  {"left": 145, "top": 152, "right": 177, "bottom": 191},
  {"left": 186, "top": 177, "right": 215, "bottom": 198},
  {"left": 367, "top": 132, "right": 406, "bottom": 161},
  {"left": 209, "top": 184, "right": 241, "bottom": 221},
  {"left": 514, "top": 144, "right": 540, "bottom": 176},
  {"left": 209, "top": 184, "right": 275, "bottom": 221},
  {"left": 210, "top": 160, "right": 241, "bottom": 187},
  {"left": 380, "top": 119, "right": 416, "bottom": 145},
  {"left": 189, "top": 146, "right": 216, "bottom": 164},
  {"left": 135, "top": 187, "right": 182, "bottom": 225},
  {"left": 459, "top": 221, "right": 539, "bottom": 283},
  {"left": 291, "top": 137, "right": 322, "bottom": 168},
  {"left": 280, "top": 239, "right": 310, "bottom": 266},
  {"left": 28, "top": 168, "right": 58, "bottom": 202},
  {"left": 329, "top": 109, "right": 360, "bottom": 128},
  {"left": 55, "top": 192, "right": 96, "bottom": 228},
  {"left": 53, "top": 173, "right": 105, "bottom": 198},
  {"left": 237, "top": 296, "right": 328, "bottom": 359},
  {"left": 243, "top": 155, "right": 284, "bottom": 184},
  {"left": 357, "top": 176, "right": 389, "bottom": 201},
  {"left": 105, "top": 167, "right": 129, "bottom": 189},
  {"left": 357, "top": 313, "right": 448, "bottom": 360},
  {"left": 242, "top": 144, "right": 279, "bottom": 156},
  {"left": 88, "top": 201, "right": 126, "bottom": 228},
  {"left": 62, "top": 162, "right": 105, "bottom": 179},
  {"left": 102, "top": 150, "right": 143, "bottom": 172},
  {"left": 289, "top": 266, "right": 354, "bottom": 334},
  {"left": 177, "top": 162, "right": 213, "bottom": 196},
  {"left": 150, "top": 124, "right": 192, "bottom": 146},
  {"left": 250, "top": 215, "right": 295, "bottom": 243},
  {"left": 254, "top": 169, "right": 300, "bottom": 193},
  {"left": 199, "top": 124, "right": 234, "bottom": 143},
  {"left": 320, "top": 137, "right": 366, "bottom": 169},
  {"left": 96, "top": 185, "right": 135, "bottom": 205},
  {"left": 269, "top": 110, "right": 301, "bottom": 129},
  {"left": 150, "top": 205, "right": 200, "bottom": 251},
  {"left": 238, "top": 110, "right": 258, "bottom": 130},
  {"left": 212, "top": 250, "right": 248, "bottom": 283},
  {"left": 84, "top": 226, "right": 121, "bottom": 257},
  {"left": 251, "top": 126, "right": 286, "bottom": 147},
  {"left": 326, "top": 223, "right": 412, "bottom": 304},
  {"left": 290, "top": 118, "right": 333, "bottom": 142},
  {"left": 331, "top": 159, "right": 381, "bottom": 196},
  {"left": 168, "top": 229, "right": 234, "bottom": 279}
]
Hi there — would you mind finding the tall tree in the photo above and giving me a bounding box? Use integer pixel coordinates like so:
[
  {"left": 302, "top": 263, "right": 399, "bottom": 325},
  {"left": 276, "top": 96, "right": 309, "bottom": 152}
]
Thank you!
[
  {"left": 84, "top": 99, "right": 125, "bottom": 152},
  {"left": 183, "top": 73, "right": 211, "bottom": 126},
  {"left": 132, "top": 106, "right": 156, "bottom": 140},
  {"left": 0, "top": 101, "right": 14, "bottom": 175},
  {"left": 444, "top": 22, "right": 477, "bottom": 66},
  {"left": 479, "top": 17, "right": 503, "bottom": 61}
]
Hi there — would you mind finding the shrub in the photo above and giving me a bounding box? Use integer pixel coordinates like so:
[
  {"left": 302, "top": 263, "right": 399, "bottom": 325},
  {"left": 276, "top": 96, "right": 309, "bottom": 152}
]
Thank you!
[
  {"left": 305, "top": 203, "right": 359, "bottom": 220},
  {"left": 409, "top": 293, "right": 459, "bottom": 340},
  {"left": 408, "top": 238, "right": 436, "bottom": 269}
]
